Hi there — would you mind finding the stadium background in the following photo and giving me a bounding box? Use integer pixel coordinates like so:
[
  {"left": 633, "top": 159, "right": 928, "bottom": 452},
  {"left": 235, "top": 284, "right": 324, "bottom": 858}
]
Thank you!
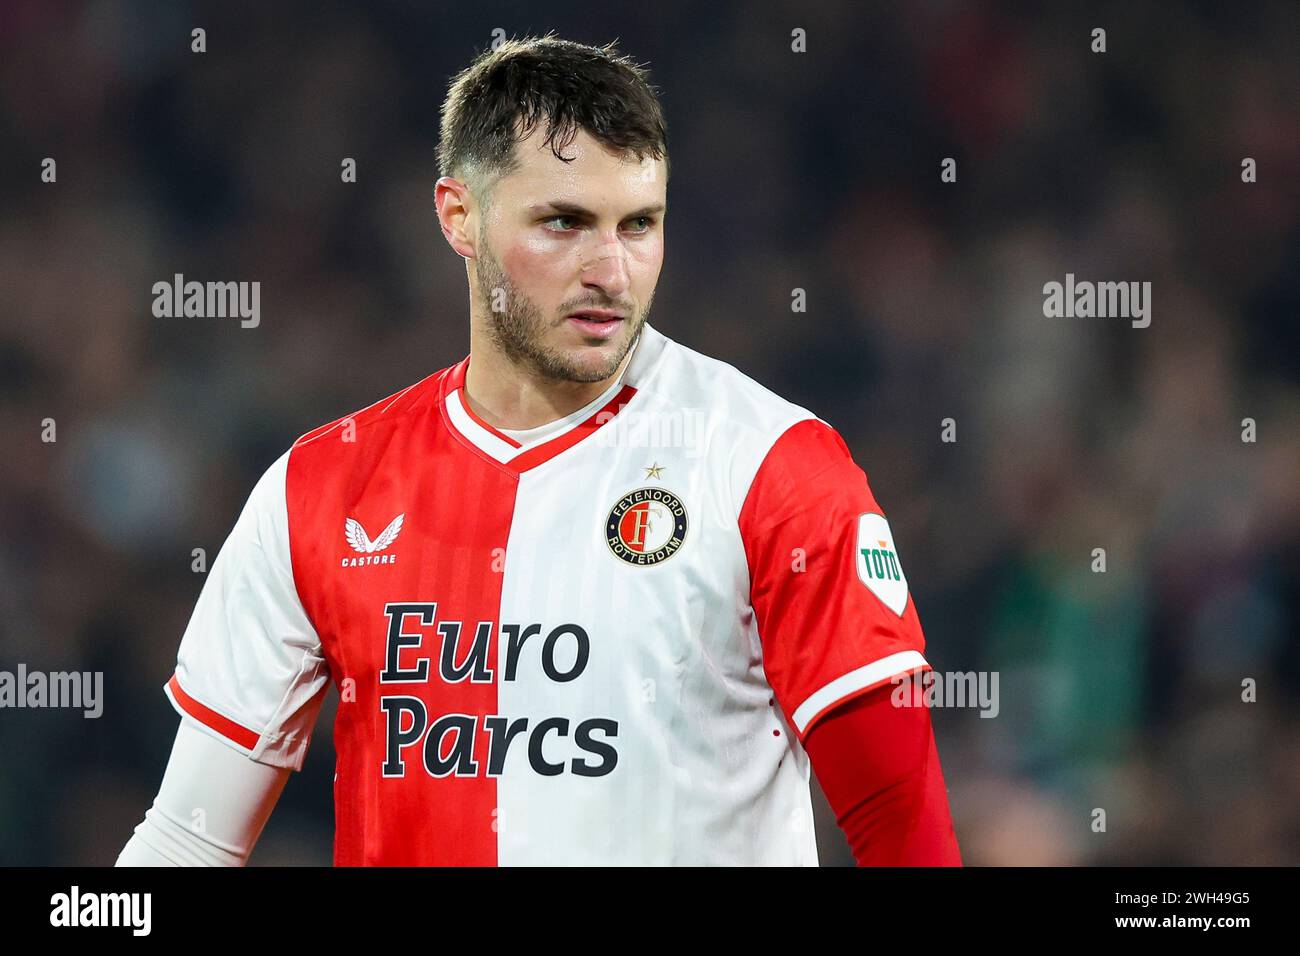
[{"left": 1, "top": 1, "right": 1297, "bottom": 865}]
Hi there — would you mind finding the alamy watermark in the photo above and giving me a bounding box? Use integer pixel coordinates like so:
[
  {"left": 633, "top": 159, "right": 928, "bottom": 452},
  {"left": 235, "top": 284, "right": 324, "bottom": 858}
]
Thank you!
[
  {"left": 892, "top": 669, "right": 999, "bottom": 718},
  {"left": 592, "top": 406, "right": 706, "bottom": 457},
  {"left": 151, "top": 273, "right": 260, "bottom": 327},
  {"left": 50, "top": 886, "right": 150, "bottom": 936},
  {"left": 0, "top": 664, "right": 103, "bottom": 718},
  {"left": 1042, "top": 273, "right": 1150, "bottom": 328}
]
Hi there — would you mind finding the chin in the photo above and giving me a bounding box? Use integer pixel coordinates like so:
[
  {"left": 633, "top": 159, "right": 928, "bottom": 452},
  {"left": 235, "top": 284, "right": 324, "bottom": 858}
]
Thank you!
[
  {"left": 557, "top": 328, "right": 631, "bottom": 368},
  {"left": 565, "top": 355, "right": 622, "bottom": 383},
  {"left": 552, "top": 342, "right": 623, "bottom": 382}
]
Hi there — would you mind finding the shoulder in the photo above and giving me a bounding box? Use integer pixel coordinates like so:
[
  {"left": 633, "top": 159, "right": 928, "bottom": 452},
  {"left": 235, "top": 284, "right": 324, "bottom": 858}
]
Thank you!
[
  {"left": 287, "top": 362, "right": 457, "bottom": 459},
  {"left": 640, "top": 325, "right": 824, "bottom": 445},
  {"left": 639, "top": 325, "right": 855, "bottom": 513}
]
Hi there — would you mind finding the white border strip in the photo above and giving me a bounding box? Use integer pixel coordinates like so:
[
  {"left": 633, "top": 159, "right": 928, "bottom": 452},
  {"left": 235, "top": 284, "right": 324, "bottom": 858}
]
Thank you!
[
  {"left": 445, "top": 389, "right": 522, "bottom": 463},
  {"left": 791, "top": 650, "right": 930, "bottom": 733}
]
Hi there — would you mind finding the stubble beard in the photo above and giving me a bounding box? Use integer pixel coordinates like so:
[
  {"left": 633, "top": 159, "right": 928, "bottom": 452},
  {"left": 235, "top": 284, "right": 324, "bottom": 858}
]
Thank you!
[{"left": 474, "top": 230, "right": 650, "bottom": 384}]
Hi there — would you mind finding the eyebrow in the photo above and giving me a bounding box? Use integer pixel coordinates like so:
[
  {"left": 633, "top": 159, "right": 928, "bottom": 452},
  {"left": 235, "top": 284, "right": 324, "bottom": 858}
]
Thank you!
[{"left": 529, "top": 201, "right": 666, "bottom": 219}]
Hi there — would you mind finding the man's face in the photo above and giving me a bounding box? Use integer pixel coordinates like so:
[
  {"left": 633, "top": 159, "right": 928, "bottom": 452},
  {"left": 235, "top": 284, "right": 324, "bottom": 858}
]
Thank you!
[{"left": 471, "top": 125, "right": 666, "bottom": 383}]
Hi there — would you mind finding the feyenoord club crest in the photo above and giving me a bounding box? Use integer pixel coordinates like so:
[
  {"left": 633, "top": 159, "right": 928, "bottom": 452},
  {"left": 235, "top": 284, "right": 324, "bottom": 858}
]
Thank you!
[{"left": 605, "top": 487, "right": 688, "bottom": 565}]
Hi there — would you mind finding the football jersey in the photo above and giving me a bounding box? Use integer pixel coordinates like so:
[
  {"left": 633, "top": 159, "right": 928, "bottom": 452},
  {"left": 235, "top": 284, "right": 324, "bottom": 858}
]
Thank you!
[{"left": 164, "top": 322, "right": 932, "bottom": 865}]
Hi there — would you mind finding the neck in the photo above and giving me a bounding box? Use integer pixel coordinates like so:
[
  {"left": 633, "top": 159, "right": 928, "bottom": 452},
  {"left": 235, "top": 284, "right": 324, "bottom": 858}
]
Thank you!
[{"left": 462, "top": 332, "right": 635, "bottom": 431}]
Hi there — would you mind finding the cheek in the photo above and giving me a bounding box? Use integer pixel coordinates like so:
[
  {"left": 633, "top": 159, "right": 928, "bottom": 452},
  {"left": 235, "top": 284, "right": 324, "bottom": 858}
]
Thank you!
[
  {"left": 500, "top": 238, "right": 568, "bottom": 296},
  {"left": 629, "top": 238, "right": 664, "bottom": 284}
]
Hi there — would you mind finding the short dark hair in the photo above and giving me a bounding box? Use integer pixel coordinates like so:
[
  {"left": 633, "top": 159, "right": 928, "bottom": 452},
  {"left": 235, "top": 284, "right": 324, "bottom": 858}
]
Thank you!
[{"left": 437, "top": 34, "right": 669, "bottom": 206}]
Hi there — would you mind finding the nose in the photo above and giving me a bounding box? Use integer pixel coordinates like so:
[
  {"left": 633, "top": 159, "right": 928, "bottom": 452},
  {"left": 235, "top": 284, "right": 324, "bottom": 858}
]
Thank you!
[{"left": 579, "top": 235, "right": 631, "bottom": 300}]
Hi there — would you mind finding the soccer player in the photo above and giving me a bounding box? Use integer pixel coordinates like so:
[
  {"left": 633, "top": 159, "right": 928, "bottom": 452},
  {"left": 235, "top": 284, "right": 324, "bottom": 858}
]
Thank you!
[{"left": 116, "top": 35, "right": 961, "bottom": 866}]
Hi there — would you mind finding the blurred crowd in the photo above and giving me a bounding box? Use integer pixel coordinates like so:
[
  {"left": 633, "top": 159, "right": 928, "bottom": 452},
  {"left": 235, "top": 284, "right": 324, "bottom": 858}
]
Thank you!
[{"left": 1, "top": 1, "right": 1296, "bottom": 865}]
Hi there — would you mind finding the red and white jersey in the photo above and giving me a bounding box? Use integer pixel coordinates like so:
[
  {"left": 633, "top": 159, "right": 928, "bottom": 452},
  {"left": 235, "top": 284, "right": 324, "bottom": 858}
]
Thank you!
[{"left": 164, "top": 322, "right": 932, "bottom": 865}]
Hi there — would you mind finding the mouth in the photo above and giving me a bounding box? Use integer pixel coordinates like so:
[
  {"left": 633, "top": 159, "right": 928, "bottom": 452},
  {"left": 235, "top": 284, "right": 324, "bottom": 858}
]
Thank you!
[{"left": 566, "top": 309, "right": 626, "bottom": 340}]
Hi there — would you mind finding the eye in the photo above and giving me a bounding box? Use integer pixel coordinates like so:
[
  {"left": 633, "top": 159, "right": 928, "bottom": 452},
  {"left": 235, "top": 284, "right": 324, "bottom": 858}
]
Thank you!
[
  {"left": 543, "top": 215, "right": 579, "bottom": 232},
  {"left": 625, "top": 216, "right": 656, "bottom": 233}
]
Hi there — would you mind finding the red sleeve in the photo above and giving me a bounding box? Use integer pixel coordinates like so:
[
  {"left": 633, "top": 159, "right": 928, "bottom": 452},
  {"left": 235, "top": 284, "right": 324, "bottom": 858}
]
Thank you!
[
  {"left": 803, "top": 683, "right": 962, "bottom": 866},
  {"left": 739, "top": 418, "right": 931, "bottom": 744}
]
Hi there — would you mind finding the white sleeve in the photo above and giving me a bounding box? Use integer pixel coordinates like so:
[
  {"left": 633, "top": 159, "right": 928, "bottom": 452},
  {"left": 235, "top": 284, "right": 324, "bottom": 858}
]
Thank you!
[
  {"left": 164, "top": 448, "right": 331, "bottom": 770},
  {"left": 115, "top": 720, "right": 290, "bottom": 866}
]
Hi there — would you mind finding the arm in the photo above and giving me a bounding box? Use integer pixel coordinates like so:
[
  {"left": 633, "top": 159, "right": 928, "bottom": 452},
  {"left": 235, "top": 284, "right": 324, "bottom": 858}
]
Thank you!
[
  {"left": 118, "top": 448, "right": 330, "bottom": 864},
  {"left": 802, "top": 683, "right": 961, "bottom": 866},
  {"left": 738, "top": 418, "right": 958, "bottom": 863},
  {"left": 116, "top": 721, "right": 290, "bottom": 866}
]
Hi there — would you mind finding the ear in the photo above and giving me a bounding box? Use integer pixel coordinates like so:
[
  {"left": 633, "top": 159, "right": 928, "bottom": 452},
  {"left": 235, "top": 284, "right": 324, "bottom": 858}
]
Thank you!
[{"left": 435, "top": 177, "right": 477, "bottom": 259}]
